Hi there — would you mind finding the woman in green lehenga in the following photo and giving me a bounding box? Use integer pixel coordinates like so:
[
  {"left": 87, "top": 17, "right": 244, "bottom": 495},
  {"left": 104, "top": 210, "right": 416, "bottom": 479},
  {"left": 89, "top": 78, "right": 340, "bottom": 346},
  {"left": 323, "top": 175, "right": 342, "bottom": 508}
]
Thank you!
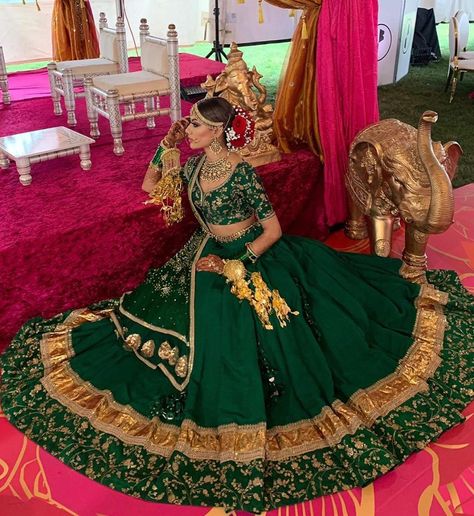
[{"left": 1, "top": 97, "right": 473, "bottom": 513}]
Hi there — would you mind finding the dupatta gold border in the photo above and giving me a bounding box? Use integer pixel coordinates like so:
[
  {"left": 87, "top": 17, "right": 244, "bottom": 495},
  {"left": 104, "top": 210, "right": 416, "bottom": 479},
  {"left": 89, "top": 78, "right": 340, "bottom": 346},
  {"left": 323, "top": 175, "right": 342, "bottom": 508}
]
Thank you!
[{"left": 39, "top": 283, "right": 448, "bottom": 463}]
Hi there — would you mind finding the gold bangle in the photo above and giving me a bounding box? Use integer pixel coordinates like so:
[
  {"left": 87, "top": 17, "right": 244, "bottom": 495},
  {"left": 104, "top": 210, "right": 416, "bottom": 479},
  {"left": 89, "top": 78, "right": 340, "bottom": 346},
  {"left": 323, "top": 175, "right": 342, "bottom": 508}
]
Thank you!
[{"left": 245, "top": 243, "right": 259, "bottom": 263}]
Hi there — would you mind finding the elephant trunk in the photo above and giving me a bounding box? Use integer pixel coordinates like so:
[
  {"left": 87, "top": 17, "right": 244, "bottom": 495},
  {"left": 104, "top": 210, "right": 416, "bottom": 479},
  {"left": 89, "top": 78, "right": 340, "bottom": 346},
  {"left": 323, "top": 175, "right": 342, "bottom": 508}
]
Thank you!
[{"left": 417, "top": 111, "right": 454, "bottom": 233}]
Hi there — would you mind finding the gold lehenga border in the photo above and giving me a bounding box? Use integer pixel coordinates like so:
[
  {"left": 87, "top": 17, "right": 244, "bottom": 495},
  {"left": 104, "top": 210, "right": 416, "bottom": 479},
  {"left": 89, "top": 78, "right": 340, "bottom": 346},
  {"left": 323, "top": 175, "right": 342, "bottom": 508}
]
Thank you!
[{"left": 39, "top": 281, "right": 448, "bottom": 463}]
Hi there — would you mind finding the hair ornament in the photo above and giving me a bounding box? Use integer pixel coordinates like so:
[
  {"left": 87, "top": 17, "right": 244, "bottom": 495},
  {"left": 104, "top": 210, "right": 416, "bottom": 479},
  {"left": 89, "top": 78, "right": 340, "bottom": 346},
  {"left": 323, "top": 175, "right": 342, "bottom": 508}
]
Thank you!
[
  {"left": 225, "top": 106, "right": 255, "bottom": 150},
  {"left": 190, "top": 102, "right": 224, "bottom": 128}
]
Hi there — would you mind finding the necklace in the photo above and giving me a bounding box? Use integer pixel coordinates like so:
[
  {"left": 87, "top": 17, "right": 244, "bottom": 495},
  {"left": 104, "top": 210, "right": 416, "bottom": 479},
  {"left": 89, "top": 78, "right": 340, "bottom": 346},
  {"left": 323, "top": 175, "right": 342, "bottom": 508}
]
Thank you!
[{"left": 200, "top": 153, "right": 232, "bottom": 182}]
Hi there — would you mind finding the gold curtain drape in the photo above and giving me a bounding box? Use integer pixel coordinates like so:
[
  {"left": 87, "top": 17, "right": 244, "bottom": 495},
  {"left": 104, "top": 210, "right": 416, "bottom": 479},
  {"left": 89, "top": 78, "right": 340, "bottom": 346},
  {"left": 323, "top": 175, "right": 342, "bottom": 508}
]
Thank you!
[
  {"left": 52, "top": 0, "right": 99, "bottom": 61},
  {"left": 264, "top": 0, "right": 322, "bottom": 157}
]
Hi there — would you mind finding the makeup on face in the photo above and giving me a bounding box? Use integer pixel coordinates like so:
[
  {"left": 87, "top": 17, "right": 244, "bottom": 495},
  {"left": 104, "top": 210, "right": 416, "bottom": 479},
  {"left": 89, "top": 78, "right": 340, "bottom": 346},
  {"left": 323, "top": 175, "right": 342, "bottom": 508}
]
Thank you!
[{"left": 186, "top": 118, "right": 221, "bottom": 149}]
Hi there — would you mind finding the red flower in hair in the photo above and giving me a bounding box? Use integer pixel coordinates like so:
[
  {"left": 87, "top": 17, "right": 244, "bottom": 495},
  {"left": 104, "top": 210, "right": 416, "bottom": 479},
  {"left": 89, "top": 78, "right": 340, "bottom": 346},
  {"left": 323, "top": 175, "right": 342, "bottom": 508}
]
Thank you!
[
  {"left": 232, "top": 115, "right": 247, "bottom": 133},
  {"left": 225, "top": 106, "right": 256, "bottom": 150},
  {"left": 232, "top": 134, "right": 246, "bottom": 147}
]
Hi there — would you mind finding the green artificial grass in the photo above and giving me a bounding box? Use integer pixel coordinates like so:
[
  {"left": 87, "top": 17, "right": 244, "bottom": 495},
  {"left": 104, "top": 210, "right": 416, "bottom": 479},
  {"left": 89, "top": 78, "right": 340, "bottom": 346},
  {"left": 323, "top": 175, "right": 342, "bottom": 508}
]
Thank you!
[
  {"left": 378, "top": 23, "right": 474, "bottom": 188},
  {"left": 6, "top": 24, "right": 473, "bottom": 186}
]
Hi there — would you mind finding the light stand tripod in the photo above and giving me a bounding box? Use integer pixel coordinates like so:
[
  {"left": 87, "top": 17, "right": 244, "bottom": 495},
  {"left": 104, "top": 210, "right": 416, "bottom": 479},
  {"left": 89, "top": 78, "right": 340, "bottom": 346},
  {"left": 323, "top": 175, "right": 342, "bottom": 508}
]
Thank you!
[{"left": 206, "top": 0, "right": 227, "bottom": 62}]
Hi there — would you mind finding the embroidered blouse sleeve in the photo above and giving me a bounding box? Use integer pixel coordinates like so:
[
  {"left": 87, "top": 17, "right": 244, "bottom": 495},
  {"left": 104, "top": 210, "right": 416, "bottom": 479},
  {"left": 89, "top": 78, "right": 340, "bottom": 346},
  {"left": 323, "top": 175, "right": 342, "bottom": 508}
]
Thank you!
[
  {"left": 180, "top": 155, "right": 199, "bottom": 184},
  {"left": 241, "top": 163, "right": 275, "bottom": 221}
]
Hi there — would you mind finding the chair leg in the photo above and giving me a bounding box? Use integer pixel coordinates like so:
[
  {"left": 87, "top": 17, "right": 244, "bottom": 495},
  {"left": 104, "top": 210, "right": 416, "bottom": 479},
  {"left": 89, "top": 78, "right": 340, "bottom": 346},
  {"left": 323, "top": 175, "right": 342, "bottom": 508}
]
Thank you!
[
  {"left": 63, "top": 70, "right": 77, "bottom": 126},
  {"left": 0, "top": 149, "right": 10, "bottom": 169},
  {"left": 85, "top": 77, "right": 100, "bottom": 138},
  {"left": 0, "top": 76, "right": 10, "bottom": 105},
  {"left": 449, "top": 69, "right": 460, "bottom": 103},
  {"left": 106, "top": 91, "right": 124, "bottom": 155},
  {"left": 0, "top": 47, "right": 10, "bottom": 105},
  {"left": 145, "top": 97, "right": 156, "bottom": 129},
  {"left": 444, "top": 67, "right": 453, "bottom": 92},
  {"left": 47, "top": 63, "right": 62, "bottom": 115}
]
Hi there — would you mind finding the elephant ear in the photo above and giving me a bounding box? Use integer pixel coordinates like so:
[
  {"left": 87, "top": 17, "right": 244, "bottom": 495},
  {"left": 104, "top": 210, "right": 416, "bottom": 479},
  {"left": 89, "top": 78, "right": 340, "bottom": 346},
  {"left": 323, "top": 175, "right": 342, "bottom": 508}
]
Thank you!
[
  {"left": 347, "top": 141, "right": 384, "bottom": 212},
  {"left": 213, "top": 74, "right": 229, "bottom": 94},
  {"left": 443, "top": 141, "right": 463, "bottom": 181},
  {"left": 350, "top": 141, "right": 384, "bottom": 192}
]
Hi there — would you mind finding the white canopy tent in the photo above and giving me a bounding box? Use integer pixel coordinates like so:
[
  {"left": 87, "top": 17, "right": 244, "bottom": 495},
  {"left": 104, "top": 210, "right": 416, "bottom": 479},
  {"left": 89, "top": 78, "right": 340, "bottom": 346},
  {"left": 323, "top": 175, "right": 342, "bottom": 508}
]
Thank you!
[
  {"left": 419, "top": 0, "right": 474, "bottom": 21},
  {"left": 0, "top": 0, "right": 298, "bottom": 64},
  {"left": 0, "top": 0, "right": 209, "bottom": 63}
]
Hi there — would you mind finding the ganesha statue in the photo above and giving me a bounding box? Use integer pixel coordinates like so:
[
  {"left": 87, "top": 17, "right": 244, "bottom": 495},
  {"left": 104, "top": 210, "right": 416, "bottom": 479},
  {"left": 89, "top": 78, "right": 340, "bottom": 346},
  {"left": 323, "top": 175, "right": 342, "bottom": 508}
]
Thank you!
[
  {"left": 201, "top": 42, "right": 280, "bottom": 167},
  {"left": 345, "top": 111, "right": 462, "bottom": 283}
]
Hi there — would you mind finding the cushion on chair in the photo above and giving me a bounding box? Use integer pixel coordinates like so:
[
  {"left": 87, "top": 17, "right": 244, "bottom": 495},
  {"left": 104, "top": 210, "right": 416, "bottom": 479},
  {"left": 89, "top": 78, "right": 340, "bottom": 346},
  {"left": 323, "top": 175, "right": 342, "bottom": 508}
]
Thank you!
[
  {"left": 458, "top": 59, "right": 474, "bottom": 71},
  {"left": 140, "top": 39, "right": 169, "bottom": 77},
  {"left": 92, "top": 70, "right": 170, "bottom": 95},
  {"left": 56, "top": 58, "right": 119, "bottom": 76},
  {"left": 460, "top": 50, "right": 474, "bottom": 59},
  {"left": 100, "top": 30, "right": 119, "bottom": 62}
]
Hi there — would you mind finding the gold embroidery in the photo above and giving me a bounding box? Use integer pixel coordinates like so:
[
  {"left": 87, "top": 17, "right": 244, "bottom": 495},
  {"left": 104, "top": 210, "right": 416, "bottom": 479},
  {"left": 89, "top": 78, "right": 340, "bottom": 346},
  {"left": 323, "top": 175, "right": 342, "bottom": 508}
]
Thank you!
[
  {"left": 158, "top": 341, "right": 179, "bottom": 365},
  {"left": 124, "top": 333, "right": 141, "bottom": 351},
  {"left": 39, "top": 279, "right": 448, "bottom": 463},
  {"left": 140, "top": 340, "right": 155, "bottom": 358},
  {"left": 119, "top": 298, "right": 188, "bottom": 344},
  {"left": 175, "top": 356, "right": 188, "bottom": 378}
]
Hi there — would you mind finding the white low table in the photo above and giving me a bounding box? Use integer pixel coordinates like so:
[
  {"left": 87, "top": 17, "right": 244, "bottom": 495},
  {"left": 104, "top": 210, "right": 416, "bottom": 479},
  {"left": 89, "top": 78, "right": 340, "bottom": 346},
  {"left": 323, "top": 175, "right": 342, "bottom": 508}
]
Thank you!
[{"left": 0, "top": 126, "right": 95, "bottom": 185}]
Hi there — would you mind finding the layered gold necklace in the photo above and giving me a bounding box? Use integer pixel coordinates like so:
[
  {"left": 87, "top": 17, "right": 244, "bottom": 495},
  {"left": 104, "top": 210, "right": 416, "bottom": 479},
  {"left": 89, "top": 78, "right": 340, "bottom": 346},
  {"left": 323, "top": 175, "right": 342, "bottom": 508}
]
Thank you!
[{"left": 200, "top": 153, "right": 232, "bottom": 182}]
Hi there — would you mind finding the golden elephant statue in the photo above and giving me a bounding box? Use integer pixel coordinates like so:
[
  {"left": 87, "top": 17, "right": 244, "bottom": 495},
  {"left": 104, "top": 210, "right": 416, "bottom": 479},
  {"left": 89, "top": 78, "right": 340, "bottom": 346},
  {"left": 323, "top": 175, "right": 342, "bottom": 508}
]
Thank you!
[{"left": 345, "top": 111, "right": 462, "bottom": 283}]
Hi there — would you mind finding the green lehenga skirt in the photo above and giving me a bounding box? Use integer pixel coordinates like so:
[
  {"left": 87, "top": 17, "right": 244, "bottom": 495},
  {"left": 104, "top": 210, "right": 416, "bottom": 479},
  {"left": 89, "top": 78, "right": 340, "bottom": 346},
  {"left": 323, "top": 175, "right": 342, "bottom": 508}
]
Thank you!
[{"left": 1, "top": 226, "right": 473, "bottom": 512}]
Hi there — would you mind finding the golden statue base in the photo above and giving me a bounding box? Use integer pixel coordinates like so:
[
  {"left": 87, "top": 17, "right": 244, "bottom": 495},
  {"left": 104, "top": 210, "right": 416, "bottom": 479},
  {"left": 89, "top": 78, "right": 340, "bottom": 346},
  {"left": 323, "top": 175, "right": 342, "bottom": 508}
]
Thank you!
[{"left": 238, "top": 130, "right": 281, "bottom": 168}]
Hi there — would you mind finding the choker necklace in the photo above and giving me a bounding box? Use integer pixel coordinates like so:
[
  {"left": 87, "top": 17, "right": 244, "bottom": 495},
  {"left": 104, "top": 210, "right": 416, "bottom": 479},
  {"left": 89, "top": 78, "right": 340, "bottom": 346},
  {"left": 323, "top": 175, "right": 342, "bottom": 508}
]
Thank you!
[{"left": 200, "top": 153, "right": 232, "bottom": 182}]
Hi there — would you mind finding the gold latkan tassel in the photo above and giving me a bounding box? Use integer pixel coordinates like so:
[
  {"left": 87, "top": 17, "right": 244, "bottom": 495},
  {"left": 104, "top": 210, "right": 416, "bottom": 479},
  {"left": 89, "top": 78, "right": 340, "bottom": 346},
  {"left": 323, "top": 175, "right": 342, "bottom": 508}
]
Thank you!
[
  {"left": 289, "top": 8, "right": 296, "bottom": 17},
  {"left": 145, "top": 147, "right": 184, "bottom": 226},
  {"left": 258, "top": 0, "right": 264, "bottom": 24},
  {"left": 237, "top": 0, "right": 245, "bottom": 3},
  {"left": 301, "top": 14, "right": 308, "bottom": 40},
  {"left": 221, "top": 261, "right": 298, "bottom": 330}
]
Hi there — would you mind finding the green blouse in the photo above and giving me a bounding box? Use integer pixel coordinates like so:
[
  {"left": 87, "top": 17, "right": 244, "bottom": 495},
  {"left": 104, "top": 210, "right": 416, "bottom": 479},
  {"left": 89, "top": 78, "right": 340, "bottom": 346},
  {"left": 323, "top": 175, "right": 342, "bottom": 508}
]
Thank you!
[{"left": 182, "top": 156, "right": 275, "bottom": 226}]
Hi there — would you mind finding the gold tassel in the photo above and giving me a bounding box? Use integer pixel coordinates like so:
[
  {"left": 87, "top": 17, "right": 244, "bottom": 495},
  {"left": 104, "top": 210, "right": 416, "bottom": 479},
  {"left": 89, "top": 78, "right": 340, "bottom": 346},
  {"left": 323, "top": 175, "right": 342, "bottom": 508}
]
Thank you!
[
  {"left": 258, "top": 0, "right": 264, "bottom": 24},
  {"left": 301, "top": 14, "right": 308, "bottom": 40},
  {"left": 289, "top": 8, "right": 296, "bottom": 17},
  {"left": 221, "top": 261, "right": 298, "bottom": 330},
  {"left": 145, "top": 147, "right": 184, "bottom": 226},
  {"left": 237, "top": 0, "right": 245, "bottom": 3}
]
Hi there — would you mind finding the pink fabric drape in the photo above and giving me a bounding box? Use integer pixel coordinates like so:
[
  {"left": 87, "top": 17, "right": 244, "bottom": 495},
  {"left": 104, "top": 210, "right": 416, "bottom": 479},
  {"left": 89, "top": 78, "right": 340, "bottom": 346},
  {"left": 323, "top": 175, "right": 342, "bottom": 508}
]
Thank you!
[{"left": 316, "top": 0, "right": 379, "bottom": 227}]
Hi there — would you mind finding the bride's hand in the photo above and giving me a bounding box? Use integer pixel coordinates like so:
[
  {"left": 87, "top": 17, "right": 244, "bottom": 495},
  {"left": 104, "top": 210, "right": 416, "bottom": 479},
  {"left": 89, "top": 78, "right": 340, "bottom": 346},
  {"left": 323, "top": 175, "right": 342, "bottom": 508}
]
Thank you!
[
  {"left": 196, "top": 254, "right": 224, "bottom": 274},
  {"left": 164, "top": 117, "right": 190, "bottom": 147}
]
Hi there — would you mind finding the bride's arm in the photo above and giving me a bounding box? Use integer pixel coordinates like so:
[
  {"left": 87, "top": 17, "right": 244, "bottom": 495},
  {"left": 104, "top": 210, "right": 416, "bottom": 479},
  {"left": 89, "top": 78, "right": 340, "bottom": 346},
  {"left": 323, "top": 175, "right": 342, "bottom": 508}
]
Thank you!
[
  {"left": 141, "top": 118, "right": 190, "bottom": 193},
  {"left": 247, "top": 214, "right": 282, "bottom": 256}
]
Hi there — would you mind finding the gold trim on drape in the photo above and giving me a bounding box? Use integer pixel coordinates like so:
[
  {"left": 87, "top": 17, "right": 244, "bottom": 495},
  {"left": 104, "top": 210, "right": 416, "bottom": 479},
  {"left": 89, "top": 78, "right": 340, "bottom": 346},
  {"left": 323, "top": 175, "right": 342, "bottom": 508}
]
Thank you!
[
  {"left": 39, "top": 282, "right": 448, "bottom": 462},
  {"left": 264, "top": 0, "right": 322, "bottom": 157},
  {"left": 52, "top": 0, "right": 99, "bottom": 61}
]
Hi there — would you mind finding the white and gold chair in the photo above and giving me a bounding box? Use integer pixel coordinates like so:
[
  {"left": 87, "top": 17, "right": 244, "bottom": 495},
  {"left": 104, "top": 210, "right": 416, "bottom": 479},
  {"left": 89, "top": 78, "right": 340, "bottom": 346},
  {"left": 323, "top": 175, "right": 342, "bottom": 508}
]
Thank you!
[
  {"left": 0, "top": 46, "right": 10, "bottom": 105},
  {"left": 47, "top": 13, "right": 128, "bottom": 126},
  {"left": 445, "top": 14, "right": 474, "bottom": 102},
  {"left": 455, "top": 10, "right": 474, "bottom": 60},
  {"left": 85, "top": 22, "right": 181, "bottom": 156}
]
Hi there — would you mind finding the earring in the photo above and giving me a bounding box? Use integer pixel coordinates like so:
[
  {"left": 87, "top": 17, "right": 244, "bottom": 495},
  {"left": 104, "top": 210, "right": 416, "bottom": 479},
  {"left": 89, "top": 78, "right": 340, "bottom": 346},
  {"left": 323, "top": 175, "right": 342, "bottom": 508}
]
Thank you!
[{"left": 210, "top": 137, "right": 223, "bottom": 155}]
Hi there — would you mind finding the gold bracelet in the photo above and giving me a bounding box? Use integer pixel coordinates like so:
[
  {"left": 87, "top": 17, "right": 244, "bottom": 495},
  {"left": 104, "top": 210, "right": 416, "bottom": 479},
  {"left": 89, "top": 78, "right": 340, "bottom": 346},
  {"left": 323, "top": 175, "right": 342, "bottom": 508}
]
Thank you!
[{"left": 245, "top": 243, "right": 259, "bottom": 263}]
